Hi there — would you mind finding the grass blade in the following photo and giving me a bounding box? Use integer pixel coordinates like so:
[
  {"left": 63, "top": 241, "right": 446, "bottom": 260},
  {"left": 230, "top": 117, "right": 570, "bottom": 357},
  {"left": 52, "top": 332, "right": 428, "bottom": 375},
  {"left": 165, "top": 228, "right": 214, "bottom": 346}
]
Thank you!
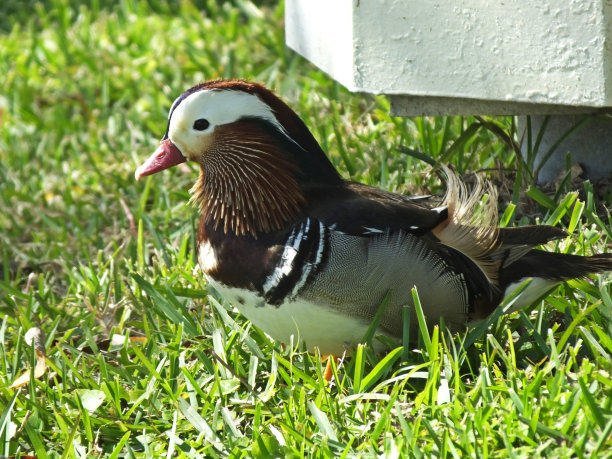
[
  {"left": 464, "top": 278, "right": 532, "bottom": 349},
  {"left": 308, "top": 401, "right": 339, "bottom": 442},
  {"left": 361, "top": 291, "right": 391, "bottom": 347},
  {"left": 360, "top": 347, "right": 403, "bottom": 393},
  {"left": 131, "top": 273, "right": 198, "bottom": 337},
  {"left": 412, "top": 286, "right": 431, "bottom": 354}
]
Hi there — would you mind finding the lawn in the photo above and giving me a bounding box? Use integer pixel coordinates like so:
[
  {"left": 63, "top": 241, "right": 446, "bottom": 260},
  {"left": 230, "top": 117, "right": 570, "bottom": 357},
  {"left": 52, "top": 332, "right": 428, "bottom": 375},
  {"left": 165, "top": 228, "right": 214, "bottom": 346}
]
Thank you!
[{"left": 1, "top": 0, "right": 612, "bottom": 457}]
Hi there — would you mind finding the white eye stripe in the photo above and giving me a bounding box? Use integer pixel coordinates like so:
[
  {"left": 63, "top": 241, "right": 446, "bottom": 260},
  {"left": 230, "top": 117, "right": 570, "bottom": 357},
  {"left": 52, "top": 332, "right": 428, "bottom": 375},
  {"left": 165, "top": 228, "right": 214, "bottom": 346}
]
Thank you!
[
  {"left": 170, "top": 89, "right": 278, "bottom": 129},
  {"left": 167, "top": 89, "right": 305, "bottom": 151}
]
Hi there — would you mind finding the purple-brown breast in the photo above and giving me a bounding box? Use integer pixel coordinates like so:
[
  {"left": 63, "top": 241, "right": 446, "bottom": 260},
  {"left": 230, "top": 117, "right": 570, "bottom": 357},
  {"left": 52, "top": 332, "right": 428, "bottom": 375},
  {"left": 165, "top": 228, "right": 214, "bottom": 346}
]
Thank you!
[{"left": 198, "top": 221, "right": 288, "bottom": 292}]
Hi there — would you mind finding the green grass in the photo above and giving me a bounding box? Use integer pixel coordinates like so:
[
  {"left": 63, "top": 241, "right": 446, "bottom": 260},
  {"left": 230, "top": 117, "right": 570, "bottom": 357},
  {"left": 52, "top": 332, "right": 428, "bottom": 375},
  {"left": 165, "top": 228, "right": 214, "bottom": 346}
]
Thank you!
[{"left": 1, "top": 0, "right": 612, "bottom": 457}]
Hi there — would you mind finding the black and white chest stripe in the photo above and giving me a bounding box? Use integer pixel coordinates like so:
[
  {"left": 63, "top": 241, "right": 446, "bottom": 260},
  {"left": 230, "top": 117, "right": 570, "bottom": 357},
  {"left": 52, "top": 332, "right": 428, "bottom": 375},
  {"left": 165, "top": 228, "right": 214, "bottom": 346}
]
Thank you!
[{"left": 262, "top": 218, "right": 328, "bottom": 305}]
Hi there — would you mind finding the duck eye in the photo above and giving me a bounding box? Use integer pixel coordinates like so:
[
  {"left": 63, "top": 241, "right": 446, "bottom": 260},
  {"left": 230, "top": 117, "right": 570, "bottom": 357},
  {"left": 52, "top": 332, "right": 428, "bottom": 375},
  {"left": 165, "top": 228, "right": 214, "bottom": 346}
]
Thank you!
[{"left": 193, "top": 118, "right": 210, "bottom": 131}]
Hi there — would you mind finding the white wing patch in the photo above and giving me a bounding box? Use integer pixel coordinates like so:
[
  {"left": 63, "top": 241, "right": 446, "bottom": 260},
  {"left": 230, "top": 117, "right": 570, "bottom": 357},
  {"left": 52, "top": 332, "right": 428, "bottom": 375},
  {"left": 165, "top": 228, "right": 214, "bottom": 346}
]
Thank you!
[
  {"left": 263, "top": 219, "right": 310, "bottom": 294},
  {"left": 291, "top": 220, "right": 326, "bottom": 297}
]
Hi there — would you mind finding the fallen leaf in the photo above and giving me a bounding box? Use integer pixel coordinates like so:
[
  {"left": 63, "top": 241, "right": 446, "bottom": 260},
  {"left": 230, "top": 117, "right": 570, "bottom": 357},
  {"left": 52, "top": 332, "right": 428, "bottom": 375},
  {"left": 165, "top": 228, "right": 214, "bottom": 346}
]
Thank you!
[{"left": 11, "top": 327, "right": 47, "bottom": 389}]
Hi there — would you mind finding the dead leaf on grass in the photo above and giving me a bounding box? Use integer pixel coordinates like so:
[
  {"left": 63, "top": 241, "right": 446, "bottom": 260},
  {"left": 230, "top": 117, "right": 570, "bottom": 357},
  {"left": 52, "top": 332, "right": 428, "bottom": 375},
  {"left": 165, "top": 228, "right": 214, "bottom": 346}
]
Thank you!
[{"left": 11, "top": 327, "right": 47, "bottom": 389}]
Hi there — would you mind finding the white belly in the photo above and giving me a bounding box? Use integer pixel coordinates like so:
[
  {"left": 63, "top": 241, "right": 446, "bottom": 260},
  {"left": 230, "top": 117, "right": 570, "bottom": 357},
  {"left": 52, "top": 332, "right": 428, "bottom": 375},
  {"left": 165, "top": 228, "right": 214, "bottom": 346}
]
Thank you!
[{"left": 206, "top": 276, "right": 387, "bottom": 355}]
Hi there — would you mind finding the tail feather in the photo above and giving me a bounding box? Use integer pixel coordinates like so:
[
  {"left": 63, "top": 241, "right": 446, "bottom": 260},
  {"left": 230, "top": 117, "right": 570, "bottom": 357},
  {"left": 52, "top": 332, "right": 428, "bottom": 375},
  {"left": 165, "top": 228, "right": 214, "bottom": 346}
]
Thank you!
[
  {"left": 502, "top": 251, "right": 612, "bottom": 284},
  {"left": 497, "top": 225, "right": 567, "bottom": 246},
  {"left": 431, "top": 167, "right": 612, "bottom": 314},
  {"left": 500, "top": 251, "right": 612, "bottom": 312},
  {"left": 431, "top": 168, "right": 569, "bottom": 284},
  {"left": 488, "top": 226, "right": 568, "bottom": 270}
]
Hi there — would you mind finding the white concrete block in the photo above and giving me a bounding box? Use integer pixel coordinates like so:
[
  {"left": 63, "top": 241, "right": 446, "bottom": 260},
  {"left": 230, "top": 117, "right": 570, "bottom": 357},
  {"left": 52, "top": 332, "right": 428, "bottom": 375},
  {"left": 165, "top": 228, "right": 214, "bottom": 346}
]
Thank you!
[{"left": 286, "top": 0, "right": 612, "bottom": 115}]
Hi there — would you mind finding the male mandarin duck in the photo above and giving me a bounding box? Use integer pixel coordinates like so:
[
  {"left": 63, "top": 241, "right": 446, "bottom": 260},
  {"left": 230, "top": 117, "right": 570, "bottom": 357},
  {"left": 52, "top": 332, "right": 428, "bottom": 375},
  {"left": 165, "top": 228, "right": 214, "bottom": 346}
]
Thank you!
[{"left": 136, "top": 79, "right": 612, "bottom": 355}]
